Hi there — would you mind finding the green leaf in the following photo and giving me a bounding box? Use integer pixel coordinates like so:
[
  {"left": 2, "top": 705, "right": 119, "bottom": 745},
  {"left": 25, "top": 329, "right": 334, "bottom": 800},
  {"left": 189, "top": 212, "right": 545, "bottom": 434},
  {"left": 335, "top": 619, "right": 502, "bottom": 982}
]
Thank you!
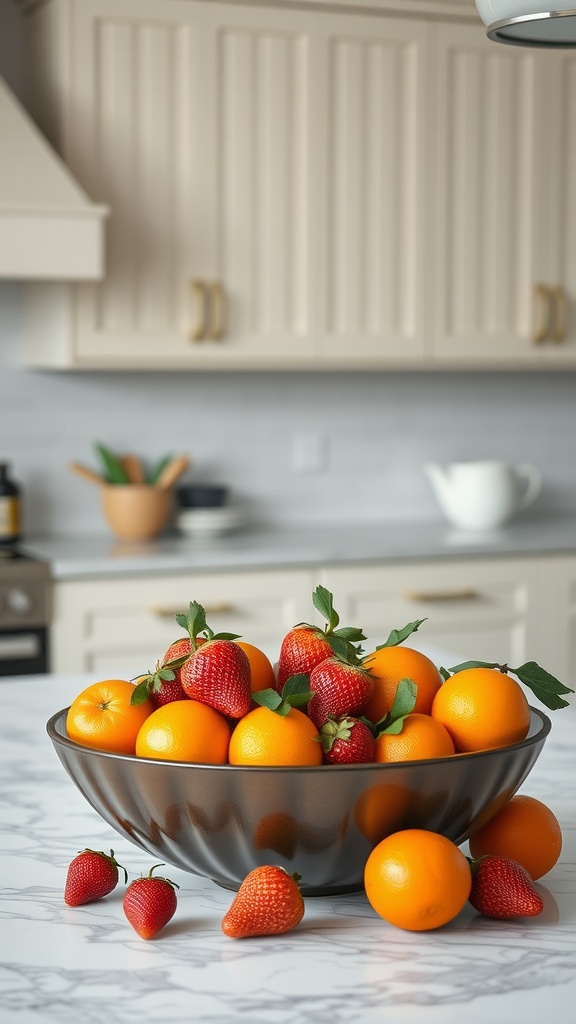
[
  {"left": 212, "top": 632, "right": 242, "bottom": 641},
  {"left": 376, "top": 619, "right": 427, "bottom": 649},
  {"left": 373, "top": 678, "right": 417, "bottom": 736},
  {"left": 439, "top": 665, "right": 451, "bottom": 681},
  {"left": 157, "top": 668, "right": 175, "bottom": 682},
  {"left": 146, "top": 453, "right": 172, "bottom": 485},
  {"left": 332, "top": 626, "right": 367, "bottom": 642},
  {"left": 94, "top": 442, "right": 130, "bottom": 484},
  {"left": 448, "top": 659, "right": 500, "bottom": 673},
  {"left": 389, "top": 677, "right": 418, "bottom": 719},
  {"left": 312, "top": 585, "right": 339, "bottom": 633},
  {"left": 281, "top": 674, "right": 314, "bottom": 708},
  {"left": 253, "top": 688, "right": 284, "bottom": 712},
  {"left": 511, "top": 661, "right": 574, "bottom": 711},
  {"left": 174, "top": 613, "right": 189, "bottom": 632},
  {"left": 130, "top": 678, "right": 151, "bottom": 705}
]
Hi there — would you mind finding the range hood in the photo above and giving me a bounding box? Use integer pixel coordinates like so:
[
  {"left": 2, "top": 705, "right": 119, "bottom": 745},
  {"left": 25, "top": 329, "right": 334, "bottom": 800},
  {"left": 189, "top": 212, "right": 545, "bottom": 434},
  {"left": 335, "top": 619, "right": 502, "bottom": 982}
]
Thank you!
[
  {"left": 0, "top": 74, "right": 108, "bottom": 280},
  {"left": 476, "top": 2, "right": 576, "bottom": 47}
]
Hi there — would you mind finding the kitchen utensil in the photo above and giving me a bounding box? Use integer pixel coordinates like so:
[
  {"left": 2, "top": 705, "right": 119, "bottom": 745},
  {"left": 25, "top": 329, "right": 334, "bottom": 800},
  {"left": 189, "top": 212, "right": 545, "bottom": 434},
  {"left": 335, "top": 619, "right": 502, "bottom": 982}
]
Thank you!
[
  {"left": 47, "top": 706, "right": 549, "bottom": 896},
  {"left": 119, "top": 454, "right": 145, "bottom": 484},
  {"left": 424, "top": 460, "right": 542, "bottom": 531},
  {"left": 101, "top": 484, "right": 172, "bottom": 541},
  {"left": 156, "top": 454, "right": 191, "bottom": 491},
  {"left": 69, "top": 461, "right": 106, "bottom": 487}
]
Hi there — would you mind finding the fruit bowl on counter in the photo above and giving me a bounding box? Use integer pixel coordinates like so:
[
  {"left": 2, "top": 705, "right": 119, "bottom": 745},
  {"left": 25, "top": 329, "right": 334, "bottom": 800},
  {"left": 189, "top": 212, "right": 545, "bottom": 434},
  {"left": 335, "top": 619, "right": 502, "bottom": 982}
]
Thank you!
[{"left": 46, "top": 706, "right": 550, "bottom": 896}]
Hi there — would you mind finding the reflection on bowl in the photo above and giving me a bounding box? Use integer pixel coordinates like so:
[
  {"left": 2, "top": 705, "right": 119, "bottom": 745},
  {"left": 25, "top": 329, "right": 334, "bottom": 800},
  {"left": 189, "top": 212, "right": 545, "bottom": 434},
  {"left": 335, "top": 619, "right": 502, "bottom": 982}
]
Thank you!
[{"left": 47, "top": 707, "right": 550, "bottom": 896}]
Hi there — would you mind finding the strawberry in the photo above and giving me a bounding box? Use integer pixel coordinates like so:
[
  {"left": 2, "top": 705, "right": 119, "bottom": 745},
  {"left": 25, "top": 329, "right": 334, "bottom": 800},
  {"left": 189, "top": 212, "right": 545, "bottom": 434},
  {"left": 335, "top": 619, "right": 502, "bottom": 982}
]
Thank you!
[
  {"left": 123, "top": 864, "right": 179, "bottom": 939},
  {"left": 177, "top": 601, "right": 251, "bottom": 718},
  {"left": 64, "top": 848, "right": 127, "bottom": 906},
  {"left": 468, "top": 854, "right": 544, "bottom": 920},
  {"left": 307, "top": 656, "right": 374, "bottom": 728},
  {"left": 276, "top": 585, "right": 366, "bottom": 692},
  {"left": 131, "top": 657, "right": 190, "bottom": 710},
  {"left": 221, "top": 865, "right": 304, "bottom": 939},
  {"left": 318, "top": 715, "right": 375, "bottom": 764}
]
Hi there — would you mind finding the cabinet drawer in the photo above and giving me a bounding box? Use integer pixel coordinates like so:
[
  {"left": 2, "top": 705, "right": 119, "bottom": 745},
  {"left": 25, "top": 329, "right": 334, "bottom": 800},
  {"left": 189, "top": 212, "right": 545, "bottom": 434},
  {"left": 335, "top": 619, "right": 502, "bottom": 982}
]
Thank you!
[
  {"left": 52, "top": 569, "right": 317, "bottom": 674},
  {"left": 320, "top": 559, "right": 544, "bottom": 666}
]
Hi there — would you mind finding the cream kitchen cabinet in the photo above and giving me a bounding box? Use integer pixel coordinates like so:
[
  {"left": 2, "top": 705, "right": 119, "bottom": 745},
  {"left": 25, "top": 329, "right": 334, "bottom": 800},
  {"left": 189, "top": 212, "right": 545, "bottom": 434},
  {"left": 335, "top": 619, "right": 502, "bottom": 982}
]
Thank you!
[
  {"left": 319, "top": 558, "right": 547, "bottom": 669},
  {"left": 430, "top": 23, "right": 576, "bottom": 366},
  {"left": 50, "top": 568, "right": 317, "bottom": 677}
]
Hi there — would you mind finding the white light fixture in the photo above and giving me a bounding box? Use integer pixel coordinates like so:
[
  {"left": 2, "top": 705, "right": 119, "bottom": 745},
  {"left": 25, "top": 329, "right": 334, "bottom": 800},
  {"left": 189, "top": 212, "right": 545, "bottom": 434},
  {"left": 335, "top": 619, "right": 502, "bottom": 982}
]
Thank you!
[{"left": 475, "top": 2, "right": 576, "bottom": 46}]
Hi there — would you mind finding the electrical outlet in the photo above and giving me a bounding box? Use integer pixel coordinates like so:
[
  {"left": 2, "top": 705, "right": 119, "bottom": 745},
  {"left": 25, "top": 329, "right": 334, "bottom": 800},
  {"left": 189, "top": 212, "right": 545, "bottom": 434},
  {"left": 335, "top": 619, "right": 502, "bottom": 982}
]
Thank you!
[{"left": 291, "top": 432, "right": 327, "bottom": 475}]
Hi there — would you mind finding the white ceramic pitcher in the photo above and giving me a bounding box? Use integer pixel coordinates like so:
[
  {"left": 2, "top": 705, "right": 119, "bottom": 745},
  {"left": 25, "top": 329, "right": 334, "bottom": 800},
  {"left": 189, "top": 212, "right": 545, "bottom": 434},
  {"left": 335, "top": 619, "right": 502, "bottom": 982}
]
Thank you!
[{"left": 424, "top": 460, "right": 542, "bottom": 531}]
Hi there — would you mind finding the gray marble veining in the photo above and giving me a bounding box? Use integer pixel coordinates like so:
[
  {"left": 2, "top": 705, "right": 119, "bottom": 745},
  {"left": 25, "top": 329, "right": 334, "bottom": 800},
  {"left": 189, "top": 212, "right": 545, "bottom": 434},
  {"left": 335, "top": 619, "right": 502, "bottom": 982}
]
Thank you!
[{"left": 1, "top": 674, "right": 574, "bottom": 1024}]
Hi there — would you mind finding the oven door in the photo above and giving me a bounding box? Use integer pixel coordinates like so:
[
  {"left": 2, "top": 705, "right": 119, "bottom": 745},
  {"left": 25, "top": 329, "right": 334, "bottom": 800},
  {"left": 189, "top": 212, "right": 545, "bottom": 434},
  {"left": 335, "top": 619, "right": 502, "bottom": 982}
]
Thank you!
[{"left": 0, "top": 627, "right": 49, "bottom": 675}]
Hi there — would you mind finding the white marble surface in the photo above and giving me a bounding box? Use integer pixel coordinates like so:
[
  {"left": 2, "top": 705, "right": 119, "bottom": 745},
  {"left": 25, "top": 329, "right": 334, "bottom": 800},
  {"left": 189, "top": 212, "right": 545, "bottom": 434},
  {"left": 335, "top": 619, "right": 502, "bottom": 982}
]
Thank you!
[
  {"left": 1, "top": 673, "right": 575, "bottom": 1024},
  {"left": 22, "top": 512, "right": 576, "bottom": 580}
]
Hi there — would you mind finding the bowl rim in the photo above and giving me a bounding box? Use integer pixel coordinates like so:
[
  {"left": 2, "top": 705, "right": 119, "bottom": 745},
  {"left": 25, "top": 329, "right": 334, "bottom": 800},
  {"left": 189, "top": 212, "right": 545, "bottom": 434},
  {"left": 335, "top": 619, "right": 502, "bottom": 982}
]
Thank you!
[{"left": 46, "top": 705, "right": 551, "bottom": 772}]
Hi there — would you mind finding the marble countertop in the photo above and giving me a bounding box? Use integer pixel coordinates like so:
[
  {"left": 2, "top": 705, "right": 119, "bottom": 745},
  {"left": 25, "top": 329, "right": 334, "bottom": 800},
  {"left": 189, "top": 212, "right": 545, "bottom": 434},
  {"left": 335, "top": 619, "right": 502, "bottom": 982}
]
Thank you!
[
  {"left": 22, "top": 513, "right": 576, "bottom": 580},
  {"left": 1, "top": 672, "right": 575, "bottom": 1024}
]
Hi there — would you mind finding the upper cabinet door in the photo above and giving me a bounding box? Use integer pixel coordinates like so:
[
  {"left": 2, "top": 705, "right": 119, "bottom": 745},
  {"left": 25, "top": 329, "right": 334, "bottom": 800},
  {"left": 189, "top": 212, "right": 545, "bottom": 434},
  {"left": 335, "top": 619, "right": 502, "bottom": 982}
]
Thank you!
[
  {"left": 315, "top": 15, "right": 429, "bottom": 364},
  {"left": 430, "top": 21, "right": 548, "bottom": 365},
  {"left": 195, "top": 2, "right": 317, "bottom": 366}
]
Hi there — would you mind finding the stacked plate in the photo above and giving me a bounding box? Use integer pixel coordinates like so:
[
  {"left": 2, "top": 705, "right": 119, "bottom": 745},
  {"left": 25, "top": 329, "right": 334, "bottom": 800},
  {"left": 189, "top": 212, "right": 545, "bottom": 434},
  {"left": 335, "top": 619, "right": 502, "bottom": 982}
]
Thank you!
[{"left": 175, "top": 504, "right": 245, "bottom": 538}]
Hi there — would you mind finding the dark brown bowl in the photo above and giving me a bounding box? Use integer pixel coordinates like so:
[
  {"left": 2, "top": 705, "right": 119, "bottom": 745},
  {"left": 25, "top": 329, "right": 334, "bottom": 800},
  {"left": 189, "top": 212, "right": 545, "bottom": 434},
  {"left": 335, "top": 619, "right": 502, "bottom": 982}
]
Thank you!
[{"left": 47, "top": 707, "right": 550, "bottom": 896}]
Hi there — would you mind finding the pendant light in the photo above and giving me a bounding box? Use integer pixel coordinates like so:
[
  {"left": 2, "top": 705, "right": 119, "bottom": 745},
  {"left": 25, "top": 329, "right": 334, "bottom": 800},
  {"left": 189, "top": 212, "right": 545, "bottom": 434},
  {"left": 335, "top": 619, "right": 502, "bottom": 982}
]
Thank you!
[{"left": 475, "top": 2, "right": 576, "bottom": 46}]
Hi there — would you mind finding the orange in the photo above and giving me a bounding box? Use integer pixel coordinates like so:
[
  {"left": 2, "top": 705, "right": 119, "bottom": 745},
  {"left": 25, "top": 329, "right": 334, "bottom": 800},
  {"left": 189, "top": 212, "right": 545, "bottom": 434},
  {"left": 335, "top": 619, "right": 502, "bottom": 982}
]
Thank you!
[
  {"left": 469, "top": 794, "right": 562, "bottom": 880},
  {"left": 431, "top": 667, "right": 531, "bottom": 752},
  {"left": 66, "top": 679, "right": 153, "bottom": 755},
  {"left": 135, "top": 700, "right": 230, "bottom": 763},
  {"left": 364, "top": 828, "right": 472, "bottom": 931},
  {"left": 228, "top": 705, "right": 323, "bottom": 766},
  {"left": 235, "top": 641, "right": 276, "bottom": 693},
  {"left": 373, "top": 713, "right": 455, "bottom": 763},
  {"left": 362, "top": 646, "right": 442, "bottom": 721}
]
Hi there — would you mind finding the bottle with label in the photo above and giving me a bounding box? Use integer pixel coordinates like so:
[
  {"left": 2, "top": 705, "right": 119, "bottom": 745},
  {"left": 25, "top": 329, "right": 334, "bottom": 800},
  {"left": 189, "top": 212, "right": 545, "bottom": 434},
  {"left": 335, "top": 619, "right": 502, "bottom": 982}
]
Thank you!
[{"left": 0, "top": 463, "right": 21, "bottom": 545}]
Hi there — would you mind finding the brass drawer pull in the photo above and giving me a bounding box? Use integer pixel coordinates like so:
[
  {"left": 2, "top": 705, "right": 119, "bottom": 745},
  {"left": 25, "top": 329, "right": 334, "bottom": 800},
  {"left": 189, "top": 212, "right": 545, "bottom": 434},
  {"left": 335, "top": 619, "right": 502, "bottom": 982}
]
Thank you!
[
  {"left": 403, "top": 589, "right": 480, "bottom": 603},
  {"left": 552, "top": 285, "right": 566, "bottom": 342},
  {"left": 190, "top": 280, "right": 208, "bottom": 341},
  {"left": 150, "top": 601, "right": 235, "bottom": 618},
  {"left": 532, "top": 283, "right": 552, "bottom": 344},
  {"left": 208, "top": 282, "right": 225, "bottom": 341}
]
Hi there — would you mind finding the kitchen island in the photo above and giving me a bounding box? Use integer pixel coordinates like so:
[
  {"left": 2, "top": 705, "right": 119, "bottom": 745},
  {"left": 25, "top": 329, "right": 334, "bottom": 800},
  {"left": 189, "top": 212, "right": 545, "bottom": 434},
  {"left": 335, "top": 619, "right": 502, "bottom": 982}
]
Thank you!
[{"left": 1, "top": 673, "right": 574, "bottom": 1024}]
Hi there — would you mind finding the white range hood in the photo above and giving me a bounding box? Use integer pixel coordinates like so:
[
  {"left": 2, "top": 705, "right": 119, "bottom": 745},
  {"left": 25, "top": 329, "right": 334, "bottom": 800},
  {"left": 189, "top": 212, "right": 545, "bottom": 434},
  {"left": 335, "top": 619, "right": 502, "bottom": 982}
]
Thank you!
[{"left": 0, "top": 74, "right": 108, "bottom": 281}]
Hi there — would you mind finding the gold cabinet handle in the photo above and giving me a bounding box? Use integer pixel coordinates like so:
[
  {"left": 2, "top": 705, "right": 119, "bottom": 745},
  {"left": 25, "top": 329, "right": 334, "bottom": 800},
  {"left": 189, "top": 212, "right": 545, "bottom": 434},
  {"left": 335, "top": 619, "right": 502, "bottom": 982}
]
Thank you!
[
  {"left": 552, "top": 286, "right": 566, "bottom": 342},
  {"left": 532, "top": 283, "right": 552, "bottom": 344},
  {"left": 403, "top": 589, "right": 480, "bottom": 603},
  {"left": 190, "top": 280, "right": 208, "bottom": 342},
  {"left": 150, "top": 601, "right": 235, "bottom": 618},
  {"left": 208, "top": 282, "right": 225, "bottom": 341}
]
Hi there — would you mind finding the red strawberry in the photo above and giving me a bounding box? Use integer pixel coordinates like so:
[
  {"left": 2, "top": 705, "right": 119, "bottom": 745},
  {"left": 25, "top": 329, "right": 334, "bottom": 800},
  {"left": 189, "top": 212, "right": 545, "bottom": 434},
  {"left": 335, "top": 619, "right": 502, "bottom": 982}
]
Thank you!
[
  {"left": 307, "top": 656, "right": 374, "bottom": 728},
  {"left": 177, "top": 601, "right": 251, "bottom": 718},
  {"left": 131, "top": 658, "right": 190, "bottom": 710},
  {"left": 276, "top": 585, "right": 365, "bottom": 692},
  {"left": 64, "top": 848, "right": 127, "bottom": 906},
  {"left": 123, "top": 864, "right": 179, "bottom": 940},
  {"left": 222, "top": 865, "right": 304, "bottom": 939},
  {"left": 319, "top": 715, "right": 375, "bottom": 764},
  {"left": 468, "top": 855, "right": 544, "bottom": 919}
]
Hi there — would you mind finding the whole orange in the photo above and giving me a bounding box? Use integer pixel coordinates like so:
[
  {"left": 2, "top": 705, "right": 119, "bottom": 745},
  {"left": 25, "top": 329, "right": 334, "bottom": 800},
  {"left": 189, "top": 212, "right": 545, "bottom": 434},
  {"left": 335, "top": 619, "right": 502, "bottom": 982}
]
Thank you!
[
  {"left": 364, "top": 828, "right": 471, "bottom": 931},
  {"left": 235, "top": 641, "right": 276, "bottom": 693},
  {"left": 469, "top": 794, "right": 562, "bottom": 880},
  {"left": 228, "top": 705, "right": 323, "bottom": 767},
  {"left": 431, "top": 667, "right": 531, "bottom": 752},
  {"left": 66, "top": 679, "right": 152, "bottom": 755},
  {"left": 373, "top": 713, "right": 455, "bottom": 763},
  {"left": 135, "top": 700, "right": 230, "bottom": 763},
  {"left": 362, "top": 646, "right": 442, "bottom": 721}
]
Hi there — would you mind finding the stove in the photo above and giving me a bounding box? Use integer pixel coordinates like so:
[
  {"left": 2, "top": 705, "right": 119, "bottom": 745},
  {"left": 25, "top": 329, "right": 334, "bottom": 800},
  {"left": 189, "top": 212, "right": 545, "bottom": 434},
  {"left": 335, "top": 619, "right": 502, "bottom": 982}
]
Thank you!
[{"left": 0, "top": 547, "right": 52, "bottom": 675}]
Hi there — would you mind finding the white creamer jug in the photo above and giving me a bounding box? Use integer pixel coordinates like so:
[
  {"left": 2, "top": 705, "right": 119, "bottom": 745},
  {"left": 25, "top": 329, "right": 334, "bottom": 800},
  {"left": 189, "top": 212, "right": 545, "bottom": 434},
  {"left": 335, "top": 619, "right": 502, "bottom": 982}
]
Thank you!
[{"left": 424, "top": 460, "right": 542, "bottom": 531}]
